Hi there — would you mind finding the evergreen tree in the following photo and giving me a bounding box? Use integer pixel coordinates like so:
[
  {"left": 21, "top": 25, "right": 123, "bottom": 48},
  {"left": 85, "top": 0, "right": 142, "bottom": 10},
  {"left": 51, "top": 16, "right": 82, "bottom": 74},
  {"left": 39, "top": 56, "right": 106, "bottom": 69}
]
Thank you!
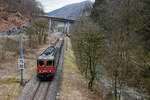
[
  {"left": 140, "top": 0, "right": 150, "bottom": 50},
  {"left": 90, "top": 0, "right": 105, "bottom": 22}
]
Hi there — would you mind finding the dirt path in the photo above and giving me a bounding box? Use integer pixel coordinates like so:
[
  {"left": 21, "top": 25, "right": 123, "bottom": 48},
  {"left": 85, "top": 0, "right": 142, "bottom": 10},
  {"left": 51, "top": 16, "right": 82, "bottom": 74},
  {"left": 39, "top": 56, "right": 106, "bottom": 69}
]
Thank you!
[{"left": 59, "top": 38, "right": 104, "bottom": 100}]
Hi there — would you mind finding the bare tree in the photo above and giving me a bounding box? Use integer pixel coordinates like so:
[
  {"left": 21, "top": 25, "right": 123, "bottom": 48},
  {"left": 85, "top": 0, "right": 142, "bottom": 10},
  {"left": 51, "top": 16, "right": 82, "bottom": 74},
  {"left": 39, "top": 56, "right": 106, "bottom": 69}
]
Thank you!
[
  {"left": 26, "top": 18, "right": 48, "bottom": 48},
  {"left": 21, "top": 0, "right": 44, "bottom": 17},
  {"left": 99, "top": 0, "right": 142, "bottom": 99},
  {"left": 71, "top": 18, "right": 104, "bottom": 89}
]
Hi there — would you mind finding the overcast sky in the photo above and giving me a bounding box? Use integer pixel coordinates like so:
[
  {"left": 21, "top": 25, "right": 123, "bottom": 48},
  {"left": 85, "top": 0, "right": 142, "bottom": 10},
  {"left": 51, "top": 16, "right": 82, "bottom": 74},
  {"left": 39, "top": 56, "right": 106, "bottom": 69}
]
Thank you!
[{"left": 36, "top": 0, "right": 95, "bottom": 13}]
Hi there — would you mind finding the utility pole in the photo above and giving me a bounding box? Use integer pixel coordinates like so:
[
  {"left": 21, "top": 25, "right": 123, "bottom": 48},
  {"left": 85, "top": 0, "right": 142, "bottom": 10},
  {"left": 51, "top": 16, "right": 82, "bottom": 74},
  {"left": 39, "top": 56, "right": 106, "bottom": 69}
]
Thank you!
[{"left": 18, "top": 32, "right": 24, "bottom": 86}]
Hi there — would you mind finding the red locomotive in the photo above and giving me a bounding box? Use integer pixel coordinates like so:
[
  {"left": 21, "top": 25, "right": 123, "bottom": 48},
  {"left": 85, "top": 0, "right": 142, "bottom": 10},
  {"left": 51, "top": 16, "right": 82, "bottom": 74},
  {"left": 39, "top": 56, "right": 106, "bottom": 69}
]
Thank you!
[{"left": 36, "top": 38, "right": 64, "bottom": 80}]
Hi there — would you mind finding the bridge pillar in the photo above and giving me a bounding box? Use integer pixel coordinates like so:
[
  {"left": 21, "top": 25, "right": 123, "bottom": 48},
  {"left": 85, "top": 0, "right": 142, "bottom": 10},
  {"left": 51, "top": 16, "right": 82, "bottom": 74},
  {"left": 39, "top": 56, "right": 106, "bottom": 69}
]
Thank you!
[
  {"left": 48, "top": 18, "right": 52, "bottom": 33},
  {"left": 67, "top": 22, "right": 70, "bottom": 34},
  {"left": 64, "top": 22, "right": 67, "bottom": 33}
]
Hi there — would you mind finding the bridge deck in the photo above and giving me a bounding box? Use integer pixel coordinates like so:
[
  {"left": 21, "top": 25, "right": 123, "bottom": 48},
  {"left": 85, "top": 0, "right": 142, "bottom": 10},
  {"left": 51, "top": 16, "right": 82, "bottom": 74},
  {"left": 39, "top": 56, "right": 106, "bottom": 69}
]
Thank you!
[{"left": 38, "top": 15, "right": 76, "bottom": 22}]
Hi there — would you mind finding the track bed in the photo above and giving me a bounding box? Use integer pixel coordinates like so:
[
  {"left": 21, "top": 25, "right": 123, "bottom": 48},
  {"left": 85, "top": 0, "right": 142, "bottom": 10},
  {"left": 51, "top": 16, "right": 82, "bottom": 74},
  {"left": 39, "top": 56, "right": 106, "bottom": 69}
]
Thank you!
[{"left": 18, "top": 38, "right": 64, "bottom": 100}]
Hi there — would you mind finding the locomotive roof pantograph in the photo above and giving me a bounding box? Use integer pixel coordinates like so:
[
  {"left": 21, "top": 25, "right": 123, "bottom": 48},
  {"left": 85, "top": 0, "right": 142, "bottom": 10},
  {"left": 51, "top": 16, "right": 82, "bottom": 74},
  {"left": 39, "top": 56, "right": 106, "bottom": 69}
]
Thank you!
[{"left": 38, "top": 46, "right": 57, "bottom": 60}]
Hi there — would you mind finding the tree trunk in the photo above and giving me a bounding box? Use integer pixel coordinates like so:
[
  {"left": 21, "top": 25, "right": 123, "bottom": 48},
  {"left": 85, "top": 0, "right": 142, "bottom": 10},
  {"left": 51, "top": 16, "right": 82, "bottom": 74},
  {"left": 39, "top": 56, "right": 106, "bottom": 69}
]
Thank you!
[
  {"left": 85, "top": 58, "right": 89, "bottom": 78},
  {"left": 148, "top": 90, "right": 150, "bottom": 100},
  {"left": 114, "top": 71, "right": 118, "bottom": 100},
  {"left": 88, "top": 73, "right": 95, "bottom": 89},
  {"left": 88, "top": 56, "right": 95, "bottom": 89}
]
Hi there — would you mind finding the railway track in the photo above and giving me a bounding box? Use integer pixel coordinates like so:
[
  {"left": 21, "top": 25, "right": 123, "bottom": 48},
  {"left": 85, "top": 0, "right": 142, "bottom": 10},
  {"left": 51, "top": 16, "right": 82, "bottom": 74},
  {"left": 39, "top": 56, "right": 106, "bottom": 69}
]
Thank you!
[
  {"left": 18, "top": 37, "right": 65, "bottom": 100},
  {"left": 32, "top": 82, "right": 51, "bottom": 100}
]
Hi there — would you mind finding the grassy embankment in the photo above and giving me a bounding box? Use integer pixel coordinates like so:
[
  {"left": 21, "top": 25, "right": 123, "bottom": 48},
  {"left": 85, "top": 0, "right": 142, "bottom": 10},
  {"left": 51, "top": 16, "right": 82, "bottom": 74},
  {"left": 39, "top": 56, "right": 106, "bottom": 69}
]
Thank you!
[{"left": 59, "top": 37, "right": 106, "bottom": 100}]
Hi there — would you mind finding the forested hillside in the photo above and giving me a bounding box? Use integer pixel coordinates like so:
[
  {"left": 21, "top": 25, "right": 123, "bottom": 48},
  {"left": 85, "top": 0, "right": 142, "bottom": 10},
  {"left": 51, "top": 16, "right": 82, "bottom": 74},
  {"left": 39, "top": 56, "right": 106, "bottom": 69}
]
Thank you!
[
  {"left": 71, "top": 0, "right": 150, "bottom": 100},
  {"left": 0, "top": 0, "right": 43, "bottom": 16}
]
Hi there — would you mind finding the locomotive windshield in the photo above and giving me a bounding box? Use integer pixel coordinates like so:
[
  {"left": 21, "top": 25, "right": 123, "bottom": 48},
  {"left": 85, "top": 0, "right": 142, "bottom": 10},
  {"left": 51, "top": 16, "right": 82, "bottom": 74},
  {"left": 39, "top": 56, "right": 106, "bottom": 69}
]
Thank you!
[
  {"left": 47, "top": 60, "right": 53, "bottom": 66},
  {"left": 39, "top": 60, "right": 44, "bottom": 66}
]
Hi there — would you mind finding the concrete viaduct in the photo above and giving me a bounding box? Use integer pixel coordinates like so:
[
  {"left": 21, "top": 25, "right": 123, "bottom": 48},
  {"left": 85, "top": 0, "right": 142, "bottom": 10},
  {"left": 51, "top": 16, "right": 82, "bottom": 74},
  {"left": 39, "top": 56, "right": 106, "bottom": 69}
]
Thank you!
[{"left": 37, "top": 15, "right": 76, "bottom": 34}]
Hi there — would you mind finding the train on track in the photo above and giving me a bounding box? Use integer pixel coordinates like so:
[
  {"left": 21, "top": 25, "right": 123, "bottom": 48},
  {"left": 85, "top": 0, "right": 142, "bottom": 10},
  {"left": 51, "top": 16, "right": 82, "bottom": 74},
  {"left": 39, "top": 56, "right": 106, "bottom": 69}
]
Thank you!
[{"left": 37, "top": 38, "right": 64, "bottom": 80}]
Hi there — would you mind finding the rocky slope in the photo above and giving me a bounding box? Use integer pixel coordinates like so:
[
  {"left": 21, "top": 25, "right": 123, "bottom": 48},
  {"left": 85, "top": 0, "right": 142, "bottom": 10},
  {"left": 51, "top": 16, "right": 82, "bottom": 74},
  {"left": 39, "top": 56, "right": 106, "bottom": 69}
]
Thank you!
[{"left": 0, "top": 8, "right": 28, "bottom": 32}]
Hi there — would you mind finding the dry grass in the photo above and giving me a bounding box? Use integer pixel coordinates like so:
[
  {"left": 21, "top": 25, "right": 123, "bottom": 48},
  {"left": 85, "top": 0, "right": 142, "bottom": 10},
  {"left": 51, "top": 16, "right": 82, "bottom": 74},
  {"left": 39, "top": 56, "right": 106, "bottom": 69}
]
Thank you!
[
  {"left": 0, "top": 36, "right": 29, "bottom": 62},
  {"left": 0, "top": 34, "right": 60, "bottom": 100},
  {"left": 0, "top": 36, "right": 37, "bottom": 100}
]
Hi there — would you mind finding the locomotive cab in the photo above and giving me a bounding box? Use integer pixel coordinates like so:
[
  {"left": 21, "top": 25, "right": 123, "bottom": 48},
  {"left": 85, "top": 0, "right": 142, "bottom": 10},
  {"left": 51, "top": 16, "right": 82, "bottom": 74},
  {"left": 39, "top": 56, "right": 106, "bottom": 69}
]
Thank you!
[
  {"left": 37, "top": 46, "right": 57, "bottom": 79},
  {"left": 37, "top": 58, "right": 55, "bottom": 79},
  {"left": 38, "top": 60, "right": 54, "bottom": 69}
]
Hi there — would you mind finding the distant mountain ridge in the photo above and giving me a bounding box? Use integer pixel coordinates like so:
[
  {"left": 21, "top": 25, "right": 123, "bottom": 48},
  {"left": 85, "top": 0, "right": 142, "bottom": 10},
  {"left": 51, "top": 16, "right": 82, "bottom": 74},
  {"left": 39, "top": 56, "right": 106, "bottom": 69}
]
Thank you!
[{"left": 47, "top": 1, "right": 93, "bottom": 19}]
